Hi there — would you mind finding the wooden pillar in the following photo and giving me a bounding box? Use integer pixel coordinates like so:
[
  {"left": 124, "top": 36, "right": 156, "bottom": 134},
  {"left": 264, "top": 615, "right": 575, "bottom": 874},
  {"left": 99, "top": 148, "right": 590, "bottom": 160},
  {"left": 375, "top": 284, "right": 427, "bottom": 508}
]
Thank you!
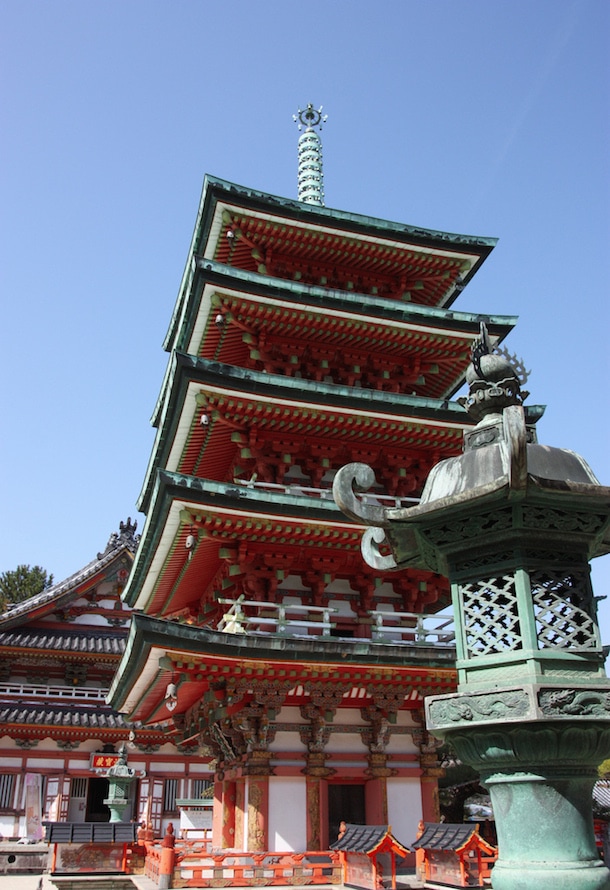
[
  {"left": 305, "top": 775, "right": 323, "bottom": 850},
  {"left": 413, "top": 724, "right": 443, "bottom": 823},
  {"left": 235, "top": 777, "right": 245, "bottom": 849},
  {"left": 365, "top": 752, "right": 392, "bottom": 824},
  {"left": 303, "top": 751, "right": 334, "bottom": 850},
  {"left": 365, "top": 776, "right": 388, "bottom": 824},
  {"left": 213, "top": 778, "right": 237, "bottom": 849},
  {"left": 246, "top": 774, "right": 269, "bottom": 851},
  {"left": 420, "top": 772, "right": 440, "bottom": 823}
]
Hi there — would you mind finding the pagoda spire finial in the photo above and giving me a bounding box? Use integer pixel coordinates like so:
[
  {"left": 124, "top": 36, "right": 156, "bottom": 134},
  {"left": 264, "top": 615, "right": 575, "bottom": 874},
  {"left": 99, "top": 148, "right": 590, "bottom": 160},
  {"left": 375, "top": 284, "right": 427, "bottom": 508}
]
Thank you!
[{"left": 292, "top": 103, "right": 328, "bottom": 206}]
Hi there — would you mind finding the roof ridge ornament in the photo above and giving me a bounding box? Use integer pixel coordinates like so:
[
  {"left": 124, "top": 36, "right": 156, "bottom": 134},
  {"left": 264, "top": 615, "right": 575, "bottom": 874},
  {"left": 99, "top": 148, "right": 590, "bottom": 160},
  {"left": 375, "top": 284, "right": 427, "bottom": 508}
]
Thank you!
[
  {"left": 458, "top": 323, "right": 530, "bottom": 424},
  {"left": 293, "top": 103, "right": 328, "bottom": 206}
]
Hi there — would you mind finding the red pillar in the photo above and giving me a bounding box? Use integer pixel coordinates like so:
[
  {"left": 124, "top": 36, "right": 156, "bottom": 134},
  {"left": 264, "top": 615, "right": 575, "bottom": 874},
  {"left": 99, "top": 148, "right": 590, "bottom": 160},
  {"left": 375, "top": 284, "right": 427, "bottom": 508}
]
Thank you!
[
  {"left": 158, "top": 822, "right": 176, "bottom": 890},
  {"left": 420, "top": 773, "right": 440, "bottom": 823},
  {"left": 365, "top": 777, "right": 388, "bottom": 824},
  {"left": 365, "top": 753, "right": 391, "bottom": 824},
  {"left": 303, "top": 752, "right": 334, "bottom": 849},
  {"left": 213, "top": 778, "right": 237, "bottom": 849},
  {"left": 305, "top": 776, "right": 323, "bottom": 850}
]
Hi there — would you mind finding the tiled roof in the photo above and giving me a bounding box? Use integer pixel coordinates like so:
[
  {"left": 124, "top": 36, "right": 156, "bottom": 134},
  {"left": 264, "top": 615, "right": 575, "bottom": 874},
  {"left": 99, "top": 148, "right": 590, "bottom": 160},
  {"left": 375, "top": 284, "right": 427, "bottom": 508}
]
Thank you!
[
  {"left": 0, "top": 702, "right": 128, "bottom": 729},
  {"left": 0, "top": 520, "right": 139, "bottom": 627},
  {"left": 412, "top": 822, "right": 482, "bottom": 851},
  {"left": 330, "top": 824, "right": 408, "bottom": 855},
  {"left": 44, "top": 822, "right": 138, "bottom": 843},
  {"left": 0, "top": 628, "right": 126, "bottom": 655}
]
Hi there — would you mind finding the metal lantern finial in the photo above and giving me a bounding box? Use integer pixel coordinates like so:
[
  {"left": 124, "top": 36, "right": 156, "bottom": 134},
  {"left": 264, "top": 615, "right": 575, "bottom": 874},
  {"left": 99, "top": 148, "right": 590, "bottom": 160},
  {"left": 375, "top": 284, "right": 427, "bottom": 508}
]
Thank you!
[{"left": 293, "top": 103, "right": 327, "bottom": 206}]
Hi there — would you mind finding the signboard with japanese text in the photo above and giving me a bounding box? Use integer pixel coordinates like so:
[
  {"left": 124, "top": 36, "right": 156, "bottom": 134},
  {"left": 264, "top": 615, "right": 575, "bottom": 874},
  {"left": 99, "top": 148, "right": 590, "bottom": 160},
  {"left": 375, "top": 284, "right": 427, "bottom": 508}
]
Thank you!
[{"left": 90, "top": 753, "right": 120, "bottom": 771}]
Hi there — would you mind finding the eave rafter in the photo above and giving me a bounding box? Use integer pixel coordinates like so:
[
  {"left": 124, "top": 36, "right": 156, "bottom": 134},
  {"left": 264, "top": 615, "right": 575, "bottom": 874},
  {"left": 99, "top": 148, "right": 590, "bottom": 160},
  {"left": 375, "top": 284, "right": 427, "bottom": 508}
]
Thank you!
[
  {"left": 177, "top": 384, "right": 464, "bottom": 494},
  {"left": 202, "top": 290, "right": 476, "bottom": 397},
  {"left": 198, "top": 393, "right": 463, "bottom": 447},
  {"left": 180, "top": 507, "right": 363, "bottom": 550},
  {"left": 214, "top": 210, "right": 472, "bottom": 307},
  {"left": 141, "top": 494, "right": 450, "bottom": 622},
  {"left": 123, "top": 636, "right": 456, "bottom": 729}
]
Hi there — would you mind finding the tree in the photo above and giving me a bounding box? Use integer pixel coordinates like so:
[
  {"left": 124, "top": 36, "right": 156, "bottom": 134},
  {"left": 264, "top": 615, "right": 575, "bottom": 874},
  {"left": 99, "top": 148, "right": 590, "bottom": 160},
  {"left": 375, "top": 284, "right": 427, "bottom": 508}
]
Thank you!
[{"left": 0, "top": 565, "right": 54, "bottom": 610}]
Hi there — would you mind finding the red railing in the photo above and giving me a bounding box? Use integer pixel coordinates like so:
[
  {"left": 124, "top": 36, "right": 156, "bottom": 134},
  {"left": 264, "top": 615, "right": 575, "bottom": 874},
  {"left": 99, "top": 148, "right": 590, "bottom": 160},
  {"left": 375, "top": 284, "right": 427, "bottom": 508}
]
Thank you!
[
  {"left": 171, "top": 845, "right": 341, "bottom": 887},
  {"left": 144, "top": 842, "right": 161, "bottom": 883}
]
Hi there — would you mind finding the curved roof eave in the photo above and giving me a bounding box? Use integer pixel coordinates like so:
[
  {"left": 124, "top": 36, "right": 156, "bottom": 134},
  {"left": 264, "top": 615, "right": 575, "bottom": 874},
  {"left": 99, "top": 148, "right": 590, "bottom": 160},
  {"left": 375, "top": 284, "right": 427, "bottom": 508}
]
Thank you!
[
  {"left": 163, "top": 174, "right": 498, "bottom": 353},
  {"left": 127, "top": 468, "right": 352, "bottom": 609},
  {"left": 0, "top": 545, "right": 135, "bottom": 630},
  {"left": 108, "top": 611, "right": 457, "bottom": 715},
  {"left": 181, "top": 257, "right": 517, "bottom": 343},
  {"left": 137, "top": 352, "right": 474, "bottom": 516}
]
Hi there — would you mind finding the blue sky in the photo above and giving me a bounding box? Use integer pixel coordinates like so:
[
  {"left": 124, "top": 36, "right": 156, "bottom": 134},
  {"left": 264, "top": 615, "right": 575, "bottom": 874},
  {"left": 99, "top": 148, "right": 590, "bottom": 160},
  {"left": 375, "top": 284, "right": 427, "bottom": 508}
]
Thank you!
[{"left": 1, "top": 1, "right": 608, "bottom": 637}]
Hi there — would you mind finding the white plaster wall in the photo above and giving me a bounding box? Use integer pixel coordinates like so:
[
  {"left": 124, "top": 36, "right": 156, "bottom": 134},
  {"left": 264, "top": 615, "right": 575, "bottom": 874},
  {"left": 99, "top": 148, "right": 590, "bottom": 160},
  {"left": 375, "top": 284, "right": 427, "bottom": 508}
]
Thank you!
[
  {"left": 386, "top": 711, "right": 418, "bottom": 754},
  {"left": 276, "top": 707, "right": 303, "bottom": 722},
  {"left": 268, "top": 777, "right": 306, "bottom": 852},
  {"left": 324, "top": 732, "right": 364, "bottom": 754},
  {"left": 387, "top": 778, "right": 422, "bottom": 849},
  {"left": 386, "top": 733, "right": 418, "bottom": 755},
  {"left": 270, "top": 731, "right": 305, "bottom": 753},
  {"left": 0, "top": 815, "right": 16, "bottom": 839},
  {"left": 327, "top": 597, "right": 355, "bottom": 615}
]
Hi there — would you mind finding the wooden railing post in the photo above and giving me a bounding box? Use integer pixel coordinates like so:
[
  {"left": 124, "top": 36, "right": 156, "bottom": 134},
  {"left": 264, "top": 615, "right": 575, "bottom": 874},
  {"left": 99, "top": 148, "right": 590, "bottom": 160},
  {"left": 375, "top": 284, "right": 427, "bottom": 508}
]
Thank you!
[{"left": 158, "top": 823, "right": 176, "bottom": 890}]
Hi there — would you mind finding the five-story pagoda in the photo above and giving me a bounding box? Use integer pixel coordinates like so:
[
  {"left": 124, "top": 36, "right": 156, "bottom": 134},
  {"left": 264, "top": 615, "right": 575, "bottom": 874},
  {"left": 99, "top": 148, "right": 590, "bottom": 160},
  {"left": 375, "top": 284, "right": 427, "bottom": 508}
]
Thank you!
[{"left": 109, "top": 107, "right": 536, "bottom": 853}]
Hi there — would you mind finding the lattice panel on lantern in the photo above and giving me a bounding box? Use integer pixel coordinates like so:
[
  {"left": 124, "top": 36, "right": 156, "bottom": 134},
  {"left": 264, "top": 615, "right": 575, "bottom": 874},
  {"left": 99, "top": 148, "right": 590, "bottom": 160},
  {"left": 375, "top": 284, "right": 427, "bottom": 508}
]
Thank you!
[
  {"left": 460, "top": 574, "right": 522, "bottom": 657},
  {"left": 532, "top": 570, "right": 598, "bottom": 650}
]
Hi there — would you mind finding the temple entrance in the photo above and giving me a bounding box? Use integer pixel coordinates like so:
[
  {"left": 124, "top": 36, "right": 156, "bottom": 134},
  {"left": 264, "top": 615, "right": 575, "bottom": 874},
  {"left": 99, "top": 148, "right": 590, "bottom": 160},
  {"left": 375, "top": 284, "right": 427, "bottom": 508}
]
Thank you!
[
  {"left": 328, "top": 783, "right": 365, "bottom": 847},
  {"left": 86, "top": 777, "right": 110, "bottom": 822}
]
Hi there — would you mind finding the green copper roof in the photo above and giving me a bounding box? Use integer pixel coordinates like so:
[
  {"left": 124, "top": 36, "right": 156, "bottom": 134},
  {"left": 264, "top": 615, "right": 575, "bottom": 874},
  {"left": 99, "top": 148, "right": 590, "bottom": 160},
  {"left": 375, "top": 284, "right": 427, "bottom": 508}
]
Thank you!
[
  {"left": 138, "top": 353, "right": 545, "bottom": 516},
  {"left": 198, "top": 175, "right": 498, "bottom": 248},
  {"left": 169, "top": 176, "right": 498, "bottom": 353},
  {"left": 163, "top": 257, "right": 517, "bottom": 356},
  {"left": 126, "top": 468, "right": 352, "bottom": 609},
  {"left": 108, "top": 611, "right": 456, "bottom": 715}
]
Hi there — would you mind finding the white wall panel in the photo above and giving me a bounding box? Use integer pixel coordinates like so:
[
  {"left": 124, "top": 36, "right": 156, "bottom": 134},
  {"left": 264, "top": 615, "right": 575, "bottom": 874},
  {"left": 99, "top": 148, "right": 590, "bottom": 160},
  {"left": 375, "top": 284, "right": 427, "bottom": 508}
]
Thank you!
[
  {"left": 268, "top": 777, "right": 306, "bottom": 852},
  {"left": 387, "top": 777, "right": 422, "bottom": 849}
]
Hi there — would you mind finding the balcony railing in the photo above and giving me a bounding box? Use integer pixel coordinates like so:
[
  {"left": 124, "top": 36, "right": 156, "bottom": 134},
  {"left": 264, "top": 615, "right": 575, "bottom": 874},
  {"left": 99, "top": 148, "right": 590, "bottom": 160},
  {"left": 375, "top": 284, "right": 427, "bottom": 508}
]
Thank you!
[
  {"left": 0, "top": 683, "right": 108, "bottom": 701},
  {"left": 237, "top": 479, "right": 419, "bottom": 510},
  {"left": 216, "top": 596, "right": 454, "bottom": 648},
  {"left": 217, "top": 598, "right": 336, "bottom": 636}
]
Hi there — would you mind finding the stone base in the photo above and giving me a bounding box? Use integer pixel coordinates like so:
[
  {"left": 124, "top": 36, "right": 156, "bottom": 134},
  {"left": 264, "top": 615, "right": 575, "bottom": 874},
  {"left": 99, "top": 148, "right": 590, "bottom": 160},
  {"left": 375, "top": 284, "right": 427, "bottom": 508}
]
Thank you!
[
  {"left": 426, "top": 717, "right": 610, "bottom": 890},
  {"left": 491, "top": 858, "right": 610, "bottom": 890}
]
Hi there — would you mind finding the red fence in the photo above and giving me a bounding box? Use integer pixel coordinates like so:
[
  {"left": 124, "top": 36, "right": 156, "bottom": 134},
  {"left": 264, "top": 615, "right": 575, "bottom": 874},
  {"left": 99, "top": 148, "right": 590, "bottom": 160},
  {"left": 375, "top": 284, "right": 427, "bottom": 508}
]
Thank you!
[{"left": 142, "top": 841, "right": 341, "bottom": 887}]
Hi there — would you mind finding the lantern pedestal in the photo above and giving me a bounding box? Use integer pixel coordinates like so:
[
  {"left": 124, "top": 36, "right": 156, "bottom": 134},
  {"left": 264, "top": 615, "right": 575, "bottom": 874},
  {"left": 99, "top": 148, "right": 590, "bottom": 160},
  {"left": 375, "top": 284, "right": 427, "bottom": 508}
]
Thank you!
[{"left": 334, "top": 333, "right": 610, "bottom": 890}]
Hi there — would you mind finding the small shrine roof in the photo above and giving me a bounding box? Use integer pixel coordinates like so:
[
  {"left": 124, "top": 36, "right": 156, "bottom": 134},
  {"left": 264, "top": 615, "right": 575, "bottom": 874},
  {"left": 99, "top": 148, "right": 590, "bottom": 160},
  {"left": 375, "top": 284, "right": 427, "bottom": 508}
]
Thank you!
[
  {"left": 44, "top": 822, "right": 138, "bottom": 843},
  {"left": 0, "top": 627, "right": 125, "bottom": 656},
  {"left": 412, "top": 822, "right": 495, "bottom": 854},
  {"left": 330, "top": 823, "right": 410, "bottom": 856}
]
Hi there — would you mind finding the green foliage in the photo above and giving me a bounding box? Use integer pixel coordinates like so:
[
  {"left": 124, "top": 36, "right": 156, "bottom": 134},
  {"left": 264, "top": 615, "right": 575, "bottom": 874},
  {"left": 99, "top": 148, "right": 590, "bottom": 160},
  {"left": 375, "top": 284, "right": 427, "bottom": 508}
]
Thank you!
[
  {"left": 0, "top": 565, "right": 54, "bottom": 611},
  {"left": 599, "top": 759, "right": 610, "bottom": 779}
]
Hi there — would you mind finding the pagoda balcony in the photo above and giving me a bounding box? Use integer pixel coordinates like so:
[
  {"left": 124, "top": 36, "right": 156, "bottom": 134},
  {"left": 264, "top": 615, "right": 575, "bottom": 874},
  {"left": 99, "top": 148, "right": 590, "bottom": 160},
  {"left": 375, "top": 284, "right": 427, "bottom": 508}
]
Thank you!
[
  {"left": 0, "top": 682, "right": 109, "bottom": 701},
  {"left": 240, "top": 479, "right": 419, "bottom": 509},
  {"left": 216, "top": 597, "right": 455, "bottom": 648}
]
